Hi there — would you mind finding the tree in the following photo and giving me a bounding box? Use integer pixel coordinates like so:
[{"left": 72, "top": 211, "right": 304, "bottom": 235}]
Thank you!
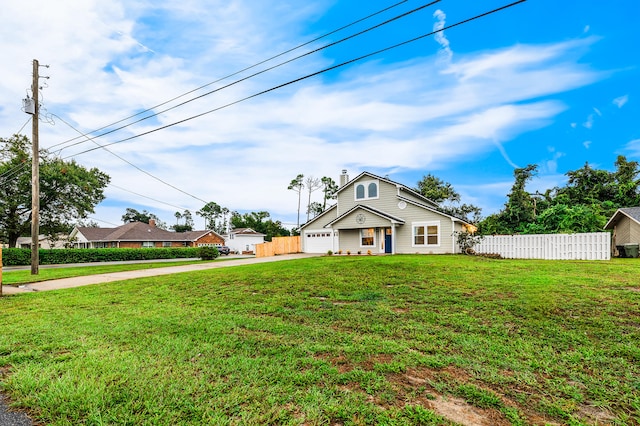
[
  {"left": 197, "top": 202, "right": 229, "bottom": 234},
  {"left": 171, "top": 209, "right": 194, "bottom": 232},
  {"left": 304, "top": 176, "right": 322, "bottom": 222},
  {"left": 320, "top": 176, "right": 338, "bottom": 210},
  {"left": 307, "top": 201, "right": 323, "bottom": 219},
  {"left": 230, "top": 210, "right": 291, "bottom": 241},
  {"left": 288, "top": 174, "right": 304, "bottom": 229},
  {"left": 414, "top": 173, "right": 481, "bottom": 223},
  {"left": 415, "top": 174, "right": 460, "bottom": 204},
  {"left": 121, "top": 208, "right": 166, "bottom": 229},
  {"left": 0, "top": 134, "right": 110, "bottom": 247}
]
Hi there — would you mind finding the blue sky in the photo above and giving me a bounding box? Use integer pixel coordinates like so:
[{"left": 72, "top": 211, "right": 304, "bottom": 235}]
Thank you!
[{"left": 0, "top": 0, "right": 637, "bottom": 229}]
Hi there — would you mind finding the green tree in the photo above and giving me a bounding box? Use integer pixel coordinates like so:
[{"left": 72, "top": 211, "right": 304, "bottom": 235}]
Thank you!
[
  {"left": 414, "top": 173, "right": 481, "bottom": 223},
  {"left": 230, "top": 211, "right": 291, "bottom": 241},
  {"left": 0, "top": 134, "right": 110, "bottom": 247},
  {"left": 321, "top": 176, "right": 338, "bottom": 210},
  {"left": 171, "top": 209, "right": 194, "bottom": 232},
  {"left": 288, "top": 174, "right": 304, "bottom": 229},
  {"left": 121, "top": 208, "right": 166, "bottom": 229},
  {"left": 415, "top": 173, "right": 460, "bottom": 203},
  {"left": 197, "top": 202, "right": 228, "bottom": 234}
]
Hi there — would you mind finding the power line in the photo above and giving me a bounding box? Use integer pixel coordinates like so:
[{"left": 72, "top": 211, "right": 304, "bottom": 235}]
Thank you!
[
  {"left": 47, "top": 0, "right": 413, "bottom": 151},
  {"left": 108, "top": 183, "right": 191, "bottom": 211},
  {"left": 50, "top": 113, "right": 209, "bottom": 204},
  {"left": 53, "top": 0, "right": 441, "bottom": 155},
  {"left": 66, "top": 0, "right": 527, "bottom": 158}
]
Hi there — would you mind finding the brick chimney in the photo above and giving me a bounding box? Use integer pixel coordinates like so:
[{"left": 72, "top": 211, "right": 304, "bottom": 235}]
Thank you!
[{"left": 149, "top": 219, "right": 156, "bottom": 227}]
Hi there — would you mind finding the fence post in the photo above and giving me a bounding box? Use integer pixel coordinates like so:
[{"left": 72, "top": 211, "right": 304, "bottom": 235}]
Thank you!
[{"left": 1, "top": 246, "right": 3, "bottom": 296}]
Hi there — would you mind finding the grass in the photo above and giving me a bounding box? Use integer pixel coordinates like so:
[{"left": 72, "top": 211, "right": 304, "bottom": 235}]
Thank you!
[
  {"left": 0, "top": 255, "right": 639, "bottom": 425},
  {"left": 0, "top": 259, "right": 215, "bottom": 286}
]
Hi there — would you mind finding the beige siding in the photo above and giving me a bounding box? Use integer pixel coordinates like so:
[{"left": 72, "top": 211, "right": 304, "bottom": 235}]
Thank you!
[
  {"left": 615, "top": 217, "right": 640, "bottom": 245},
  {"left": 328, "top": 173, "right": 467, "bottom": 254}
]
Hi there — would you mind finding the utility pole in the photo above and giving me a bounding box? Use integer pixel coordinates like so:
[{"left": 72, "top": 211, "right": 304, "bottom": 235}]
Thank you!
[{"left": 30, "top": 59, "right": 40, "bottom": 275}]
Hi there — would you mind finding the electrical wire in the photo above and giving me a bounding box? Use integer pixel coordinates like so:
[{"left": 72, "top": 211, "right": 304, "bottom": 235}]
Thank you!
[
  {"left": 53, "top": 0, "right": 442, "bottom": 155},
  {"left": 50, "top": 113, "right": 209, "bottom": 204},
  {"left": 47, "top": 0, "right": 413, "bottom": 151},
  {"left": 108, "top": 183, "right": 190, "bottom": 211},
  {"left": 65, "top": 0, "right": 527, "bottom": 159}
]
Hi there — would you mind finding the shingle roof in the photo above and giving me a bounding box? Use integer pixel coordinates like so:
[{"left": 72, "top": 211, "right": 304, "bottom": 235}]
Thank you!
[
  {"left": 76, "top": 222, "right": 222, "bottom": 242},
  {"left": 604, "top": 207, "right": 640, "bottom": 230}
]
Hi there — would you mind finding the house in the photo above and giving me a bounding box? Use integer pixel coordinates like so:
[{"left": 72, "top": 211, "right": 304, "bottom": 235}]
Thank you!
[
  {"left": 300, "top": 171, "right": 473, "bottom": 254},
  {"left": 604, "top": 207, "right": 640, "bottom": 257},
  {"left": 224, "top": 228, "right": 266, "bottom": 254},
  {"left": 16, "top": 235, "right": 68, "bottom": 249},
  {"left": 69, "top": 220, "right": 225, "bottom": 249}
]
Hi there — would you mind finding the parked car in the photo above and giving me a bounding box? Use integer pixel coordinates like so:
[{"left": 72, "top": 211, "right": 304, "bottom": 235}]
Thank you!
[{"left": 217, "top": 245, "right": 231, "bottom": 255}]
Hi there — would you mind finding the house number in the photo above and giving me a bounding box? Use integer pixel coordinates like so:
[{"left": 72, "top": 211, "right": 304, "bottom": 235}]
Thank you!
[{"left": 356, "top": 213, "right": 366, "bottom": 224}]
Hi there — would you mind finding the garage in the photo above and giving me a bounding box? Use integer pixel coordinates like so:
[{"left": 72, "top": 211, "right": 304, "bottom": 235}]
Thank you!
[{"left": 303, "top": 229, "right": 338, "bottom": 253}]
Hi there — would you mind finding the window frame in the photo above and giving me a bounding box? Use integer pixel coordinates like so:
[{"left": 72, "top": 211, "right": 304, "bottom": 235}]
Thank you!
[
  {"left": 412, "top": 221, "right": 441, "bottom": 247},
  {"left": 360, "top": 227, "right": 376, "bottom": 248},
  {"left": 354, "top": 179, "right": 380, "bottom": 201}
]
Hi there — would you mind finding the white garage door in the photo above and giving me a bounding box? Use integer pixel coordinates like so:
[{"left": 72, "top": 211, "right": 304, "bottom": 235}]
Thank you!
[{"left": 303, "top": 230, "right": 337, "bottom": 253}]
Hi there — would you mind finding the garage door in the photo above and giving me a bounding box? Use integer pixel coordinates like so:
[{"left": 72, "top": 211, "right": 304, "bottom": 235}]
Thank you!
[{"left": 303, "top": 230, "right": 337, "bottom": 253}]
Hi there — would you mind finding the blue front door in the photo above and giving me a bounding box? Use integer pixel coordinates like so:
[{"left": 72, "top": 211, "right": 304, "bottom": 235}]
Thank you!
[{"left": 384, "top": 228, "right": 392, "bottom": 253}]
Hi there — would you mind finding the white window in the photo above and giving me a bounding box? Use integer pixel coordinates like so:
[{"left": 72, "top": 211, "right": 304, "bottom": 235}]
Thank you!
[
  {"left": 360, "top": 228, "right": 375, "bottom": 247},
  {"left": 413, "top": 222, "right": 440, "bottom": 246},
  {"left": 142, "top": 241, "right": 154, "bottom": 248},
  {"left": 355, "top": 180, "right": 379, "bottom": 201}
]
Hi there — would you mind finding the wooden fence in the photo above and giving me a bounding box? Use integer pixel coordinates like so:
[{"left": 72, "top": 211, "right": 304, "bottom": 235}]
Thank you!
[
  {"left": 474, "top": 232, "right": 611, "bottom": 260},
  {"left": 255, "top": 236, "right": 301, "bottom": 258}
]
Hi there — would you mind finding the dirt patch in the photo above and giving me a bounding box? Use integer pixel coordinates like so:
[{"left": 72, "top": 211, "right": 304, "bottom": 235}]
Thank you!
[
  {"left": 426, "top": 395, "right": 506, "bottom": 426},
  {"left": 576, "top": 404, "right": 617, "bottom": 425}
]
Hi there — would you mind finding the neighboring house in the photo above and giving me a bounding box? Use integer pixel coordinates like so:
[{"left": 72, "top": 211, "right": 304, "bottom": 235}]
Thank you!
[
  {"left": 16, "top": 235, "right": 67, "bottom": 249},
  {"left": 224, "top": 228, "right": 266, "bottom": 254},
  {"left": 69, "top": 220, "right": 225, "bottom": 249},
  {"left": 300, "top": 171, "right": 473, "bottom": 254},
  {"left": 604, "top": 207, "right": 640, "bottom": 256}
]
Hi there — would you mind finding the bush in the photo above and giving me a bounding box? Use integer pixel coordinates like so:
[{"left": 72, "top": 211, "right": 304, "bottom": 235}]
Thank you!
[
  {"left": 199, "top": 246, "right": 219, "bottom": 260},
  {"left": 327, "top": 250, "right": 333, "bottom": 255},
  {"left": 1, "top": 247, "right": 202, "bottom": 266}
]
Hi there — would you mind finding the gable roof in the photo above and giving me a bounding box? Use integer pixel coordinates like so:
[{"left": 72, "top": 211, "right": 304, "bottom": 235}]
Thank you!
[
  {"left": 74, "top": 222, "right": 223, "bottom": 242},
  {"left": 604, "top": 207, "right": 640, "bottom": 230},
  {"left": 324, "top": 204, "right": 406, "bottom": 228},
  {"left": 229, "top": 228, "right": 266, "bottom": 236},
  {"left": 338, "top": 171, "right": 439, "bottom": 208},
  {"left": 300, "top": 204, "right": 337, "bottom": 230}
]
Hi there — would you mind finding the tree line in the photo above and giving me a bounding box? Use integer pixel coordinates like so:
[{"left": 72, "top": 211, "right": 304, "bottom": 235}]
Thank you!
[{"left": 414, "top": 156, "right": 640, "bottom": 235}]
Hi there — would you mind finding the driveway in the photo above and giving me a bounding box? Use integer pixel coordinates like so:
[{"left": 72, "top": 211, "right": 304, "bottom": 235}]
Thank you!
[{"left": 1, "top": 253, "right": 318, "bottom": 295}]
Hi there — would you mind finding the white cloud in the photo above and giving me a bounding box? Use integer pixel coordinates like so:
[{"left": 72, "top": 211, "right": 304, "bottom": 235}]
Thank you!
[
  {"left": 583, "top": 140, "right": 592, "bottom": 149},
  {"left": 433, "top": 9, "right": 453, "bottom": 66},
  {"left": 0, "top": 1, "right": 607, "bottom": 225},
  {"left": 613, "top": 94, "right": 629, "bottom": 108}
]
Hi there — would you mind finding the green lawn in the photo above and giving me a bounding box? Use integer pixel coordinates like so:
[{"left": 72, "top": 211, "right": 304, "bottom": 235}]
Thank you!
[
  {"left": 0, "top": 255, "right": 638, "bottom": 425},
  {"left": 0, "top": 259, "right": 215, "bottom": 286}
]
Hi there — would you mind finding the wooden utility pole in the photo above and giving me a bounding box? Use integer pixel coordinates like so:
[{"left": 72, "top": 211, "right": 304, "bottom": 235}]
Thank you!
[{"left": 31, "top": 59, "right": 40, "bottom": 275}]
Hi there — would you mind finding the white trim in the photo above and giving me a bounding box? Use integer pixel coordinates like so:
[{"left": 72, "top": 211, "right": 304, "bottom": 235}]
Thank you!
[
  {"left": 354, "top": 180, "right": 380, "bottom": 202},
  {"left": 360, "top": 227, "right": 376, "bottom": 248},
  {"left": 412, "top": 221, "right": 441, "bottom": 248}
]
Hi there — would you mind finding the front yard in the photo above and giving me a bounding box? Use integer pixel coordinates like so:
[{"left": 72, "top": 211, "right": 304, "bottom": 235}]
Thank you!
[{"left": 0, "top": 255, "right": 638, "bottom": 425}]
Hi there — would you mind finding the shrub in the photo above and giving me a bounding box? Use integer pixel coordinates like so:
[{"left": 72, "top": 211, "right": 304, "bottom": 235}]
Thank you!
[
  {"left": 327, "top": 250, "right": 333, "bottom": 255},
  {"left": 367, "top": 250, "right": 372, "bottom": 255},
  {"left": 1, "top": 247, "right": 202, "bottom": 266},
  {"left": 346, "top": 250, "right": 351, "bottom": 255},
  {"left": 199, "top": 246, "right": 219, "bottom": 260}
]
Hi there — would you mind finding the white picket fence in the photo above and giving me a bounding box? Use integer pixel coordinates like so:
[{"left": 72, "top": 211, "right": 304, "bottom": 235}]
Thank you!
[{"left": 474, "top": 232, "right": 611, "bottom": 260}]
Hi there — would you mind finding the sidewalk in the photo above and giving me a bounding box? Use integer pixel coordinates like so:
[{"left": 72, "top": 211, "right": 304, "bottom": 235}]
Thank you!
[{"left": 2, "top": 253, "right": 318, "bottom": 295}]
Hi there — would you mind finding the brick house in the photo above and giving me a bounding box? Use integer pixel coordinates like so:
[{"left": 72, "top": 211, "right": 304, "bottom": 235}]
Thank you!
[{"left": 69, "top": 220, "right": 225, "bottom": 249}]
